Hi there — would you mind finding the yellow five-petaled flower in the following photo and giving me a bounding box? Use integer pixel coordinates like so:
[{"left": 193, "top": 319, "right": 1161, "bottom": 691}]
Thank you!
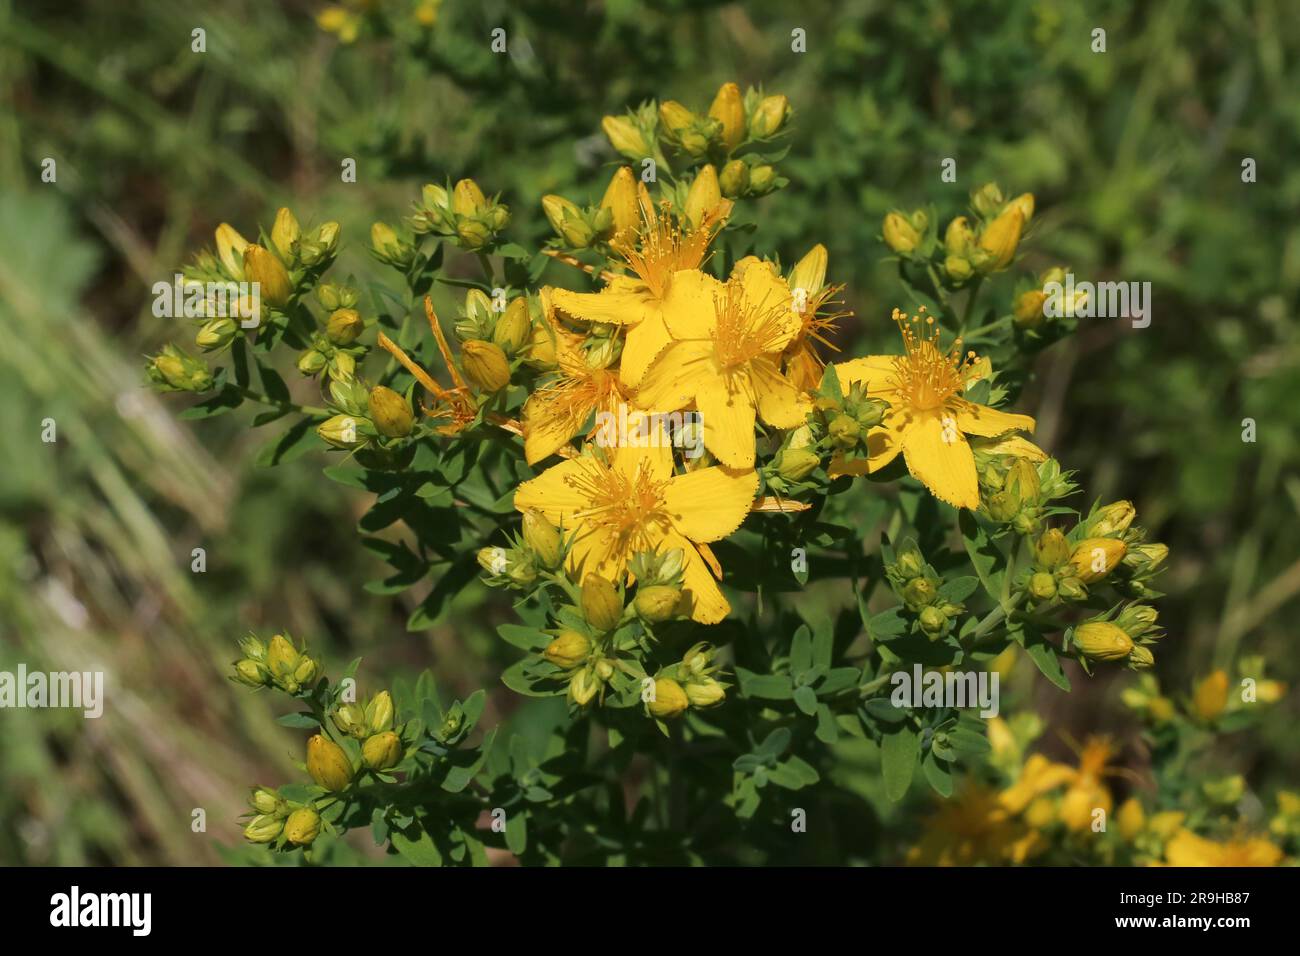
[{"left": 831, "top": 308, "right": 1036, "bottom": 509}]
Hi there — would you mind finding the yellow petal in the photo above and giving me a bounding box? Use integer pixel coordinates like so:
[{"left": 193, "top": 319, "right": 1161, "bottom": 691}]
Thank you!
[
  {"left": 663, "top": 466, "right": 758, "bottom": 542},
  {"left": 901, "top": 413, "right": 980, "bottom": 509},
  {"left": 695, "top": 371, "right": 757, "bottom": 468},
  {"left": 565, "top": 523, "right": 623, "bottom": 584},
  {"left": 734, "top": 256, "right": 800, "bottom": 349},
  {"left": 514, "top": 456, "right": 596, "bottom": 523},
  {"left": 952, "top": 398, "right": 1035, "bottom": 438},
  {"left": 827, "top": 411, "right": 904, "bottom": 477},
  {"left": 522, "top": 392, "right": 578, "bottom": 464},
  {"left": 619, "top": 310, "right": 672, "bottom": 388},
  {"left": 834, "top": 355, "right": 899, "bottom": 395},
  {"left": 634, "top": 340, "right": 714, "bottom": 412},
  {"left": 660, "top": 269, "right": 723, "bottom": 341},
  {"left": 610, "top": 419, "right": 673, "bottom": 484},
  {"left": 661, "top": 531, "right": 731, "bottom": 624},
  {"left": 971, "top": 434, "right": 1047, "bottom": 461},
  {"left": 550, "top": 275, "right": 655, "bottom": 326},
  {"left": 750, "top": 357, "right": 811, "bottom": 429}
]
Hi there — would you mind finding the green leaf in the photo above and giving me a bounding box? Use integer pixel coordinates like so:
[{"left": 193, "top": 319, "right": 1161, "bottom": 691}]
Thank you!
[
  {"left": 497, "top": 624, "right": 550, "bottom": 650},
  {"left": 390, "top": 825, "right": 444, "bottom": 867},
  {"left": 881, "top": 724, "right": 920, "bottom": 802},
  {"left": 793, "top": 684, "right": 818, "bottom": 716},
  {"left": 959, "top": 511, "right": 1005, "bottom": 599},
  {"left": 1020, "top": 626, "right": 1071, "bottom": 691},
  {"left": 735, "top": 667, "right": 794, "bottom": 700},
  {"left": 255, "top": 417, "right": 321, "bottom": 467},
  {"left": 922, "top": 751, "right": 954, "bottom": 797}
]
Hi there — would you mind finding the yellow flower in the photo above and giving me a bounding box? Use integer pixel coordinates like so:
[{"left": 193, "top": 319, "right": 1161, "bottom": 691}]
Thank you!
[
  {"left": 521, "top": 291, "right": 627, "bottom": 464},
  {"left": 633, "top": 258, "right": 812, "bottom": 468},
  {"left": 829, "top": 309, "right": 1036, "bottom": 509},
  {"left": 547, "top": 191, "right": 726, "bottom": 388},
  {"left": 513, "top": 441, "right": 756, "bottom": 623},
  {"left": 1192, "top": 669, "right": 1230, "bottom": 722},
  {"left": 783, "top": 244, "right": 847, "bottom": 391},
  {"left": 1162, "top": 829, "right": 1283, "bottom": 867},
  {"left": 908, "top": 782, "right": 1043, "bottom": 866}
]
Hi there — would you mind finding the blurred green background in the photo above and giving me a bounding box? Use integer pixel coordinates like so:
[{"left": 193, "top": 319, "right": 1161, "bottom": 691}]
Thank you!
[{"left": 0, "top": 0, "right": 1296, "bottom": 864}]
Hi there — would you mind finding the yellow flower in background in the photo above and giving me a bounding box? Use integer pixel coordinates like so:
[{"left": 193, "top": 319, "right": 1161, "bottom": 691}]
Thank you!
[
  {"left": 521, "top": 290, "right": 627, "bottom": 464},
  {"left": 513, "top": 438, "right": 757, "bottom": 623},
  {"left": 548, "top": 188, "right": 728, "bottom": 388},
  {"left": 829, "top": 308, "right": 1036, "bottom": 509},
  {"left": 1192, "top": 669, "right": 1230, "bottom": 721},
  {"left": 908, "top": 782, "right": 1043, "bottom": 866},
  {"left": 1162, "top": 829, "right": 1283, "bottom": 867},
  {"left": 633, "top": 257, "right": 811, "bottom": 468}
]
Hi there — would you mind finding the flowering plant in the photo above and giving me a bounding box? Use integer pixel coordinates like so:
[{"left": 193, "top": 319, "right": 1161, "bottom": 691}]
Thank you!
[{"left": 148, "top": 82, "right": 1288, "bottom": 866}]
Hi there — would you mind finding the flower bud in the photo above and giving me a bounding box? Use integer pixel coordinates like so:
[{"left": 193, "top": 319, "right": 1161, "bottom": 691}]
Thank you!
[
  {"left": 894, "top": 549, "right": 925, "bottom": 579},
  {"left": 148, "top": 345, "right": 213, "bottom": 392},
  {"left": 748, "top": 165, "right": 776, "bottom": 194},
  {"left": 271, "top": 207, "right": 301, "bottom": 263},
  {"left": 602, "top": 115, "right": 650, "bottom": 159},
  {"left": 719, "top": 159, "right": 750, "bottom": 198},
  {"left": 902, "top": 576, "right": 937, "bottom": 607},
  {"left": 493, "top": 297, "right": 531, "bottom": 355},
  {"left": 1193, "top": 669, "right": 1229, "bottom": 722},
  {"left": 283, "top": 807, "right": 321, "bottom": 846},
  {"left": 1029, "top": 571, "right": 1057, "bottom": 601},
  {"left": 658, "top": 100, "right": 694, "bottom": 137},
  {"left": 297, "top": 348, "right": 327, "bottom": 376},
  {"left": 525, "top": 319, "right": 558, "bottom": 370},
  {"left": 1073, "top": 621, "right": 1134, "bottom": 661},
  {"left": 1088, "top": 500, "right": 1136, "bottom": 537},
  {"left": 788, "top": 244, "right": 827, "bottom": 301},
  {"left": 326, "top": 307, "right": 364, "bottom": 346},
  {"left": 460, "top": 339, "right": 511, "bottom": 393},
  {"left": 544, "top": 630, "right": 591, "bottom": 670},
  {"left": 195, "top": 317, "right": 238, "bottom": 352},
  {"left": 233, "top": 659, "right": 271, "bottom": 687},
  {"left": 542, "top": 194, "right": 592, "bottom": 247},
  {"left": 1005, "top": 459, "right": 1040, "bottom": 505},
  {"left": 368, "top": 386, "right": 414, "bottom": 438},
  {"left": 977, "top": 208, "right": 1023, "bottom": 273},
  {"left": 362, "top": 731, "right": 403, "bottom": 771},
  {"left": 685, "top": 678, "right": 725, "bottom": 708},
  {"left": 970, "top": 182, "right": 1004, "bottom": 219},
  {"left": 749, "top": 93, "right": 789, "bottom": 139},
  {"left": 1068, "top": 537, "right": 1127, "bottom": 583},
  {"left": 422, "top": 183, "right": 449, "bottom": 211},
  {"left": 249, "top": 787, "right": 287, "bottom": 817},
  {"left": 648, "top": 677, "right": 689, "bottom": 719},
  {"left": 478, "top": 546, "right": 509, "bottom": 576},
  {"left": 1007, "top": 192, "right": 1035, "bottom": 225},
  {"left": 521, "top": 509, "right": 563, "bottom": 569},
  {"left": 634, "top": 584, "right": 681, "bottom": 623},
  {"left": 370, "top": 221, "right": 411, "bottom": 264},
  {"left": 243, "top": 244, "right": 292, "bottom": 309},
  {"left": 365, "top": 690, "right": 395, "bottom": 734},
  {"left": 244, "top": 813, "right": 284, "bottom": 844},
  {"left": 1128, "top": 645, "right": 1155, "bottom": 669},
  {"left": 944, "top": 255, "right": 973, "bottom": 282},
  {"left": 456, "top": 218, "right": 492, "bottom": 250},
  {"left": 944, "top": 216, "right": 975, "bottom": 256},
  {"left": 306, "top": 734, "right": 353, "bottom": 792},
  {"left": 919, "top": 605, "right": 947, "bottom": 639},
  {"left": 600, "top": 166, "right": 641, "bottom": 240},
  {"left": 266, "top": 634, "right": 298, "bottom": 679},
  {"left": 452, "top": 178, "right": 488, "bottom": 218},
  {"left": 707, "top": 82, "right": 746, "bottom": 152},
  {"left": 1117, "top": 798, "right": 1146, "bottom": 841},
  {"left": 828, "top": 413, "right": 860, "bottom": 448},
  {"left": 1123, "top": 543, "right": 1169, "bottom": 575},
  {"left": 332, "top": 702, "right": 368, "bottom": 739},
  {"left": 568, "top": 668, "right": 600, "bottom": 707},
  {"left": 293, "top": 655, "right": 318, "bottom": 687},
  {"left": 215, "top": 223, "right": 249, "bottom": 279},
  {"left": 581, "top": 575, "right": 623, "bottom": 631},
  {"left": 1057, "top": 576, "right": 1088, "bottom": 602},
  {"left": 882, "top": 212, "right": 920, "bottom": 254},
  {"left": 1034, "top": 528, "right": 1071, "bottom": 569},
  {"left": 317, "top": 414, "right": 367, "bottom": 450},
  {"left": 684, "top": 165, "right": 723, "bottom": 228},
  {"left": 777, "top": 447, "right": 820, "bottom": 482},
  {"left": 1014, "top": 290, "right": 1047, "bottom": 328}
]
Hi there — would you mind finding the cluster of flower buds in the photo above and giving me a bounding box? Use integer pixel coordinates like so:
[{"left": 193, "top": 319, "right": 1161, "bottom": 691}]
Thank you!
[
  {"left": 454, "top": 289, "right": 530, "bottom": 386},
  {"left": 231, "top": 633, "right": 320, "bottom": 695},
  {"left": 602, "top": 83, "right": 788, "bottom": 195},
  {"left": 315, "top": 376, "right": 416, "bottom": 452},
  {"left": 977, "top": 454, "right": 1075, "bottom": 536},
  {"left": 297, "top": 283, "right": 368, "bottom": 380},
  {"left": 886, "top": 544, "right": 966, "bottom": 641},
  {"left": 332, "top": 689, "right": 403, "bottom": 772},
  {"left": 241, "top": 786, "right": 322, "bottom": 847},
  {"left": 1014, "top": 266, "right": 1088, "bottom": 333},
  {"left": 765, "top": 426, "right": 823, "bottom": 495},
  {"left": 1070, "top": 603, "right": 1162, "bottom": 671},
  {"left": 146, "top": 343, "right": 214, "bottom": 393},
  {"left": 647, "top": 643, "right": 727, "bottom": 720},
  {"left": 478, "top": 508, "right": 567, "bottom": 590},
  {"left": 628, "top": 547, "right": 686, "bottom": 624},
  {"left": 408, "top": 178, "right": 510, "bottom": 251},
  {"left": 883, "top": 184, "right": 1032, "bottom": 285},
  {"left": 812, "top": 367, "right": 889, "bottom": 463}
]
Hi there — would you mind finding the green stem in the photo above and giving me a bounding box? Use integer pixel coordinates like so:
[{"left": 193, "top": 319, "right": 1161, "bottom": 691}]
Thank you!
[
  {"left": 237, "top": 387, "right": 328, "bottom": 418},
  {"left": 963, "top": 314, "right": 1013, "bottom": 341},
  {"left": 971, "top": 591, "right": 1026, "bottom": 642},
  {"left": 960, "top": 276, "right": 984, "bottom": 333}
]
